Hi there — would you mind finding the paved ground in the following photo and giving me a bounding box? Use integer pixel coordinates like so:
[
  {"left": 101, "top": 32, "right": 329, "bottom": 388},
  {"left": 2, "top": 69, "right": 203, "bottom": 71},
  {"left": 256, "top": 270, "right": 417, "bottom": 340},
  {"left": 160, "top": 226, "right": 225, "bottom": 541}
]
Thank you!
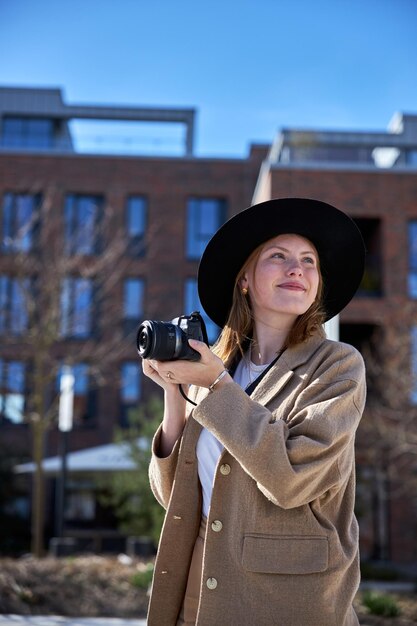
[{"left": 0, "top": 618, "right": 146, "bottom": 626}]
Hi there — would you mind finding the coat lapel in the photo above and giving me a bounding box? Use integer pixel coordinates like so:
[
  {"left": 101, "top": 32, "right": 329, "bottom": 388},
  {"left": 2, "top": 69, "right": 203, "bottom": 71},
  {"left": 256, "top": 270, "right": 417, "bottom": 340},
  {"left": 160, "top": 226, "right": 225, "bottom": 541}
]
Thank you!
[{"left": 250, "top": 334, "right": 325, "bottom": 407}]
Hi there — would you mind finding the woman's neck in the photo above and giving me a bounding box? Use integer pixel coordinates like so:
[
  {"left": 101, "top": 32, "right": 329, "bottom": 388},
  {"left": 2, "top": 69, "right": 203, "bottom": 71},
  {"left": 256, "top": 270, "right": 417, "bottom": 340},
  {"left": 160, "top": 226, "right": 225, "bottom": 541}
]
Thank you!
[{"left": 251, "top": 318, "right": 293, "bottom": 365}]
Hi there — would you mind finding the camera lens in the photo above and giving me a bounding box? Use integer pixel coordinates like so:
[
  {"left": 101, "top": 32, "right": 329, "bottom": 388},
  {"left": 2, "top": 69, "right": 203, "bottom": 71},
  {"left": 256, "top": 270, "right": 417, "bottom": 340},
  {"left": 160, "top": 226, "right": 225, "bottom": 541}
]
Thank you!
[{"left": 136, "top": 320, "right": 184, "bottom": 361}]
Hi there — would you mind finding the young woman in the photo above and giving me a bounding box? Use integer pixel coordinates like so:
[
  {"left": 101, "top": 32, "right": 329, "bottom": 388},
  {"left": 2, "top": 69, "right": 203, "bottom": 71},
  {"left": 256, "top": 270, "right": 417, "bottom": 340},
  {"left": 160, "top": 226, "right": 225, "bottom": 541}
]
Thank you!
[{"left": 142, "top": 197, "right": 366, "bottom": 626}]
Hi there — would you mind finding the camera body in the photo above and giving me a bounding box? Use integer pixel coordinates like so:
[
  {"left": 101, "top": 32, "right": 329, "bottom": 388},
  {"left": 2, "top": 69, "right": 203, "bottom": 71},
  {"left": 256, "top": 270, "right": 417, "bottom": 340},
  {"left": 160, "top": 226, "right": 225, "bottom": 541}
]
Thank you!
[{"left": 136, "top": 311, "right": 207, "bottom": 361}]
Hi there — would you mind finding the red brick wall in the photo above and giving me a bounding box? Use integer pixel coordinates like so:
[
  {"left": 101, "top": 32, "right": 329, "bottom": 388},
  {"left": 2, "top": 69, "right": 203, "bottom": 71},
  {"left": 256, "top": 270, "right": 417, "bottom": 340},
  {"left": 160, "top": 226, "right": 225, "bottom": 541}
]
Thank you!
[{"left": 0, "top": 151, "right": 260, "bottom": 456}]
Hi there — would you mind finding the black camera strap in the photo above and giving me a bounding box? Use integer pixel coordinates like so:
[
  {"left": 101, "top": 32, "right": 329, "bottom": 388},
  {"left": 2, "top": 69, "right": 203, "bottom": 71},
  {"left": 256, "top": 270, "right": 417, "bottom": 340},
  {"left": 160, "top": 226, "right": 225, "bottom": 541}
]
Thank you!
[
  {"left": 180, "top": 347, "right": 284, "bottom": 406},
  {"left": 243, "top": 350, "right": 284, "bottom": 396}
]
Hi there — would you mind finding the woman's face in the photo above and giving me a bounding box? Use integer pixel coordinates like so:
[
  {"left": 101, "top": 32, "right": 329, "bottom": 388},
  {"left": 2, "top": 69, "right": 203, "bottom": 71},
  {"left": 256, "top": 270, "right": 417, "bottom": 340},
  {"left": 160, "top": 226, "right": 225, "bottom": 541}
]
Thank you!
[{"left": 241, "top": 234, "right": 320, "bottom": 326}]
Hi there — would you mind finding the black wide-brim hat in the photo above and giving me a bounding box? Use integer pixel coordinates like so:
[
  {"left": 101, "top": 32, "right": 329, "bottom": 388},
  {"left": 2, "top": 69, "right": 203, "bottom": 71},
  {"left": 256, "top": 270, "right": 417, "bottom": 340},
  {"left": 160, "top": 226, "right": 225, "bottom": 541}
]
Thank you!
[{"left": 198, "top": 197, "right": 366, "bottom": 327}]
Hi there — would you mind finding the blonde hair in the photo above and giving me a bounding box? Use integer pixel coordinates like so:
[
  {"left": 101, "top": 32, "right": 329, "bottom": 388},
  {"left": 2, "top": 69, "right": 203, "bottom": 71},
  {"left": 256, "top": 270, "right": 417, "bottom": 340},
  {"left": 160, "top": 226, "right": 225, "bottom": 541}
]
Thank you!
[{"left": 212, "top": 240, "right": 326, "bottom": 368}]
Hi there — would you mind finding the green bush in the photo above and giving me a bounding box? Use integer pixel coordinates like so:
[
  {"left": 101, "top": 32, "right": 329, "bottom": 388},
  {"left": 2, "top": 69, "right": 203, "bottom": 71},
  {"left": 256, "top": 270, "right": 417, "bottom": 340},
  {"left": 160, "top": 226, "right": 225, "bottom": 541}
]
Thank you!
[
  {"left": 131, "top": 563, "right": 154, "bottom": 589},
  {"left": 99, "top": 397, "right": 165, "bottom": 545},
  {"left": 362, "top": 591, "right": 401, "bottom": 617}
]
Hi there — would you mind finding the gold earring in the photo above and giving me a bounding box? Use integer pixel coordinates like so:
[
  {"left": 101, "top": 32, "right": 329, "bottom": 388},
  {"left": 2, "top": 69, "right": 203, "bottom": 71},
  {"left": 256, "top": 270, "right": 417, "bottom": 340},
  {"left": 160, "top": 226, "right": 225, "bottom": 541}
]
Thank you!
[{"left": 242, "top": 287, "right": 248, "bottom": 296}]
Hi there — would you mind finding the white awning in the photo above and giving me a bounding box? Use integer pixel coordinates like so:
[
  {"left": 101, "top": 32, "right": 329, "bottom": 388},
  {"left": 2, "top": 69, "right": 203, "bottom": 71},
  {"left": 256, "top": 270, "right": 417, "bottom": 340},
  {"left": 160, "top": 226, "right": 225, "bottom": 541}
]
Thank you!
[{"left": 15, "top": 439, "right": 147, "bottom": 475}]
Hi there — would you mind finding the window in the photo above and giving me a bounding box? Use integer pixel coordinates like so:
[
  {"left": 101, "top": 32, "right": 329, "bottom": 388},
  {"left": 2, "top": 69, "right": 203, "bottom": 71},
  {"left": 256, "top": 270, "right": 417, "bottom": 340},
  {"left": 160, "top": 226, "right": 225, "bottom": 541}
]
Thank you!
[
  {"left": 2, "top": 116, "right": 55, "bottom": 149},
  {"left": 186, "top": 198, "right": 226, "bottom": 260},
  {"left": 0, "top": 360, "right": 26, "bottom": 424},
  {"left": 123, "top": 278, "right": 144, "bottom": 334},
  {"left": 407, "top": 150, "right": 417, "bottom": 166},
  {"left": 354, "top": 218, "right": 383, "bottom": 297},
  {"left": 126, "top": 196, "right": 147, "bottom": 255},
  {"left": 60, "top": 278, "right": 93, "bottom": 338},
  {"left": 0, "top": 276, "right": 29, "bottom": 334},
  {"left": 65, "top": 491, "right": 95, "bottom": 521},
  {"left": 57, "top": 364, "right": 96, "bottom": 427},
  {"left": 120, "top": 362, "right": 140, "bottom": 426},
  {"left": 64, "top": 194, "right": 103, "bottom": 255},
  {"left": 2, "top": 193, "right": 40, "bottom": 253},
  {"left": 185, "top": 278, "right": 220, "bottom": 344},
  {"left": 408, "top": 220, "right": 417, "bottom": 298}
]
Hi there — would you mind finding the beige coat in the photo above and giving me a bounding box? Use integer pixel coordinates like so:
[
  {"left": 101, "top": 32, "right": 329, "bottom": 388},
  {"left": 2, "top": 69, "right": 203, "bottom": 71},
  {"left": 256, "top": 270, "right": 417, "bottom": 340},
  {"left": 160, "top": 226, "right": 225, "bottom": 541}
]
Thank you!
[{"left": 147, "top": 335, "right": 366, "bottom": 626}]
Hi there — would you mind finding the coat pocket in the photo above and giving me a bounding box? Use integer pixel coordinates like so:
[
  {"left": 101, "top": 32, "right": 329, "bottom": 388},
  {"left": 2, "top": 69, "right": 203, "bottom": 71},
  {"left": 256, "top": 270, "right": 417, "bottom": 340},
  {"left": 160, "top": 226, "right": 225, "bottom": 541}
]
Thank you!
[{"left": 242, "top": 534, "right": 329, "bottom": 575}]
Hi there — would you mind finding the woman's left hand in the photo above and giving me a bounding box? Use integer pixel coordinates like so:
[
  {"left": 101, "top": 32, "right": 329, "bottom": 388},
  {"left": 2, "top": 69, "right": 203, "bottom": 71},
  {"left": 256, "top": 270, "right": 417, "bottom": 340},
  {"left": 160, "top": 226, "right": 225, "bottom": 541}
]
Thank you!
[{"left": 148, "top": 339, "right": 229, "bottom": 389}]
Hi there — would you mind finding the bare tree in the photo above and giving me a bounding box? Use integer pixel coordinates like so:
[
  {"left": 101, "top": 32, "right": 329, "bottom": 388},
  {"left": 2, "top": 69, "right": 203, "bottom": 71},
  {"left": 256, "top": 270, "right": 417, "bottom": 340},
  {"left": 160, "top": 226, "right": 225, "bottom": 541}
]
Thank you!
[
  {"left": 1, "top": 187, "right": 141, "bottom": 556},
  {"left": 358, "top": 304, "right": 417, "bottom": 559}
]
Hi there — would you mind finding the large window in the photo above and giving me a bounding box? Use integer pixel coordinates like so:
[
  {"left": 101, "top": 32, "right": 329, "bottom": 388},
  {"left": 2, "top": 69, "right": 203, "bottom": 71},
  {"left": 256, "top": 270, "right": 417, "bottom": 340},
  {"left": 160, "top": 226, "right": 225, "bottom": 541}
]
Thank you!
[
  {"left": 57, "top": 364, "right": 96, "bottom": 427},
  {"left": 186, "top": 198, "right": 226, "bottom": 260},
  {"left": 408, "top": 220, "right": 417, "bottom": 298},
  {"left": 354, "top": 218, "right": 383, "bottom": 298},
  {"left": 64, "top": 194, "right": 103, "bottom": 255},
  {"left": 0, "top": 360, "right": 26, "bottom": 424},
  {"left": 185, "top": 278, "right": 219, "bottom": 344},
  {"left": 1, "top": 116, "right": 55, "bottom": 149},
  {"left": 126, "top": 196, "right": 147, "bottom": 255},
  {"left": 60, "top": 277, "right": 93, "bottom": 338},
  {"left": 123, "top": 278, "right": 144, "bottom": 334},
  {"left": 120, "top": 362, "right": 140, "bottom": 426},
  {"left": 0, "top": 276, "right": 29, "bottom": 334},
  {"left": 2, "top": 193, "right": 40, "bottom": 253}
]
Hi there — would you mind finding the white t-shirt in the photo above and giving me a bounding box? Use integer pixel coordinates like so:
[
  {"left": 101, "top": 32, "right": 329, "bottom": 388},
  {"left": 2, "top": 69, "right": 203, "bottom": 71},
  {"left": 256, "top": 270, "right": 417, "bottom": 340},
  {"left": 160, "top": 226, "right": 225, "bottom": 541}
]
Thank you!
[{"left": 196, "top": 356, "right": 269, "bottom": 517}]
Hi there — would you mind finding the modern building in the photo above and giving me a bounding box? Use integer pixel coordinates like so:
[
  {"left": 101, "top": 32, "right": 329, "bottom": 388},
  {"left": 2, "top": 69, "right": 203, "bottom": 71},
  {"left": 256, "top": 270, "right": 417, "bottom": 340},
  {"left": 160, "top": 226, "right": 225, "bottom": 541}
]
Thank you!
[{"left": 1, "top": 86, "right": 416, "bottom": 565}]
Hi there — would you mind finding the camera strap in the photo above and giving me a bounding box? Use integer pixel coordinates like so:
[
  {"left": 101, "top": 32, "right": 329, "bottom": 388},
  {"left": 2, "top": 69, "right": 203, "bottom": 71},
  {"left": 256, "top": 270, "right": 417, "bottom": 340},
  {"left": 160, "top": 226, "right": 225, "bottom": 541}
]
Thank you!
[
  {"left": 180, "top": 348, "right": 284, "bottom": 406},
  {"left": 243, "top": 350, "right": 284, "bottom": 396}
]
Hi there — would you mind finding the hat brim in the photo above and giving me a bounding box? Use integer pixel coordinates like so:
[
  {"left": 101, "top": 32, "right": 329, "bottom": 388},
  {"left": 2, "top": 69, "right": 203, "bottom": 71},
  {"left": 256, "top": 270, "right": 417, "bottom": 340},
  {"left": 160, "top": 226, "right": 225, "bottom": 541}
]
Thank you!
[{"left": 198, "top": 197, "right": 365, "bottom": 328}]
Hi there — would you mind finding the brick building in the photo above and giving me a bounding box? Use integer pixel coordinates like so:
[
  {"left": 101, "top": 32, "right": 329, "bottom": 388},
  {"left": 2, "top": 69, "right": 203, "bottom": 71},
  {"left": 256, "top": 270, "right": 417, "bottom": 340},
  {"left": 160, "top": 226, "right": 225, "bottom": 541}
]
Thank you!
[{"left": 1, "top": 86, "right": 416, "bottom": 564}]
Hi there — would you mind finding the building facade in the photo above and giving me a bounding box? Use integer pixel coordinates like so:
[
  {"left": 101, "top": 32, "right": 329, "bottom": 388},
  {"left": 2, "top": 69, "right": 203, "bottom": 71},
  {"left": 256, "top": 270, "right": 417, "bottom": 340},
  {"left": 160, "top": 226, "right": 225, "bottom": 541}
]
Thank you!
[{"left": 1, "top": 86, "right": 416, "bottom": 565}]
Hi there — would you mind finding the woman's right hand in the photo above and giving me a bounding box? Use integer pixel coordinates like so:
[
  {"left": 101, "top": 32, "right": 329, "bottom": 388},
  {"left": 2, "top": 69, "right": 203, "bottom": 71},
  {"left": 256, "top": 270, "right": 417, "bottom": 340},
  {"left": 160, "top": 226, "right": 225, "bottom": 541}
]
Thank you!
[{"left": 142, "top": 358, "right": 178, "bottom": 391}]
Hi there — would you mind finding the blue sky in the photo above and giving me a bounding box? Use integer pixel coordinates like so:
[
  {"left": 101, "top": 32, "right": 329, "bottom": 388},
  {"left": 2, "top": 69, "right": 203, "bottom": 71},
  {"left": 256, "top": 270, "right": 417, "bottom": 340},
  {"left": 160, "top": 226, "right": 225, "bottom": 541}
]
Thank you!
[{"left": 0, "top": 0, "right": 416, "bottom": 157}]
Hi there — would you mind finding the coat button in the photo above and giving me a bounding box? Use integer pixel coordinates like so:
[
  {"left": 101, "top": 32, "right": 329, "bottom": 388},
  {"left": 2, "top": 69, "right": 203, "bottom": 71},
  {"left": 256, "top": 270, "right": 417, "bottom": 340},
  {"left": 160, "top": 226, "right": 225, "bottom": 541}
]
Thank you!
[
  {"left": 220, "top": 463, "right": 231, "bottom": 475},
  {"left": 211, "top": 520, "right": 223, "bottom": 532},
  {"left": 206, "top": 577, "right": 218, "bottom": 590}
]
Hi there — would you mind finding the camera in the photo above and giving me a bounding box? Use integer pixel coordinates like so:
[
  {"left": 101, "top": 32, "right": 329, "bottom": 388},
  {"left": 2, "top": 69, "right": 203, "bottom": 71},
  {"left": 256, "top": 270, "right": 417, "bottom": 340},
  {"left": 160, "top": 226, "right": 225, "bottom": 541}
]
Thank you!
[{"left": 136, "top": 311, "right": 208, "bottom": 362}]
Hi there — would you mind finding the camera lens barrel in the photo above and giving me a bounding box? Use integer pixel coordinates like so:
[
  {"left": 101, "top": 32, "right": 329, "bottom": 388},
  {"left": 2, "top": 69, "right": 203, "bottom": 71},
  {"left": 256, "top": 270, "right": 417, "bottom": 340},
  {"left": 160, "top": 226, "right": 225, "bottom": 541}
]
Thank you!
[
  {"left": 136, "top": 320, "right": 185, "bottom": 361},
  {"left": 136, "top": 313, "right": 204, "bottom": 362}
]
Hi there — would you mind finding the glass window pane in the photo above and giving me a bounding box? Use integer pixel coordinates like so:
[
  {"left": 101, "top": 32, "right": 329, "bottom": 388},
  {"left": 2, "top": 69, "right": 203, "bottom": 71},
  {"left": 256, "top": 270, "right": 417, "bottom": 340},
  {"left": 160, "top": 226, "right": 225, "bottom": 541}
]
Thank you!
[
  {"left": 58, "top": 364, "right": 88, "bottom": 395},
  {"left": 73, "top": 364, "right": 89, "bottom": 394},
  {"left": 409, "top": 221, "right": 417, "bottom": 298},
  {"left": 184, "top": 278, "right": 219, "bottom": 344},
  {"left": 60, "top": 278, "right": 71, "bottom": 336},
  {"left": 8, "top": 361, "right": 25, "bottom": 392},
  {"left": 0, "top": 276, "right": 7, "bottom": 332},
  {"left": 60, "top": 278, "right": 93, "bottom": 338},
  {"left": 10, "top": 279, "right": 28, "bottom": 333},
  {"left": 1, "top": 360, "right": 26, "bottom": 424},
  {"left": 124, "top": 278, "right": 144, "bottom": 318},
  {"left": 64, "top": 195, "right": 101, "bottom": 255},
  {"left": 15, "top": 195, "right": 34, "bottom": 251},
  {"left": 2, "top": 193, "right": 36, "bottom": 252},
  {"left": 73, "top": 279, "right": 92, "bottom": 336},
  {"left": 121, "top": 362, "right": 140, "bottom": 402},
  {"left": 409, "top": 221, "right": 417, "bottom": 269},
  {"left": 186, "top": 198, "right": 225, "bottom": 260},
  {"left": 4, "top": 394, "right": 24, "bottom": 423},
  {"left": 2, "top": 117, "right": 53, "bottom": 149},
  {"left": 127, "top": 197, "right": 146, "bottom": 236},
  {"left": 2, "top": 193, "right": 13, "bottom": 246},
  {"left": 199, "top": 200, "right": 218, "bottom": 236},
  {"left": 3, "top": 117, "right": 24, "bottom": 134}
]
